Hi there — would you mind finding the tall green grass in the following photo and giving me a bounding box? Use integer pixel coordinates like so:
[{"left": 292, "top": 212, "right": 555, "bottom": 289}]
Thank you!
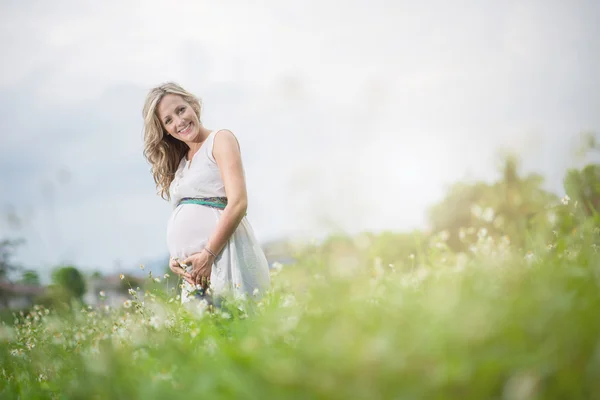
[{"left": 1, "top": 215, "right": 600, "bottom": 399}]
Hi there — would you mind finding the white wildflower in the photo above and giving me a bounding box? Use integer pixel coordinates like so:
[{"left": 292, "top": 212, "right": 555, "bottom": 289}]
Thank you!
[
  {"left": 282, "top": 294, "right": 296, "bottom": 308},
  {"left": 221, "top": 312, "right": 231, "bottom": 319},
  {"left": 10, "top": 348, "right": 23, "bottom": 357},
  {"left": 149, "top": 316, "right": 161, "bottom": 329},
  {"left": 204, "top": 337, "right": 218, "bottom": 355},
  {"left": 281, "top": 315, "right": 299, "bottom": 332},
  {"left": 183, "top": 299, "right": 208, "bottom": 319},
  {"left": 561, "top": 195, "right": 570, "bottom": 205},
  {"left": 482, "top": 207, "right": 495, "bottom": 223},
  {"left": 271, "top": 262, "right": 283, "bottom": 275},
  {"left": 477, "top": 228, "right": 488, "bottom": 239},
  {"left": 113, "top": 326, "right": 128, "bottom": 340},
  {"left": 524, "top": 251, "right": 535, "bottom": 264},
  {"left": 439, "top": 230, "right": 450, "bottom": 241},
  {"left": 152, "top": 370, "right": 173, "bottom": 382},
  {"left": 547, "top": 211, "right": 557, "bottom": 225}
]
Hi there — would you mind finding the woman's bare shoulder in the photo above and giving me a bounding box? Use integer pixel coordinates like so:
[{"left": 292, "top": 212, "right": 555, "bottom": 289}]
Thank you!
[{"left": 213, "top": 129, "right": 241, "bottom": 153}]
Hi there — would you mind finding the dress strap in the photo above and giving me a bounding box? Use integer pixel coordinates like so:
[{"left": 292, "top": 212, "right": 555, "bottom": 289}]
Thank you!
[{"left": 206, "top": 129, "right": 225, "bottom": 164}]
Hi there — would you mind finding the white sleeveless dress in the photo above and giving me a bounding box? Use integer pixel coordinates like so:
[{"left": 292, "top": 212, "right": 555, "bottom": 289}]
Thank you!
[{"left": 166, "top": 129, "right": 271, "bottom": 304}]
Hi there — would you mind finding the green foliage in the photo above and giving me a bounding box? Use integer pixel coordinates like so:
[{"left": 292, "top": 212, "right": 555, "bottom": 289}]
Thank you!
[
  {"left": 33, "top": 285, "right": 77, "bottom": 314},
  {"left": 91, "top": 271, "right": 103, "bottom": 279},
  {"left": 564, "top": 164, "right": 600, "bottom": 216},
  {"left": 0, "top": 238, "right": 24, "bottom": 282},
  {"left": 1, "top": 213, "right": 599, "bottom": 398},
  {"left": 367, "top": 230, "right": 426, "bottom": 271},
  {"left": 19, "top": 270, "right": 40, "bottom": 286},
  {"left": 0, "top": 238, "right": 25, "bottom": 309},
  {"left": 428, "top": 155, "right": 559, "bottom": 251},
  {"left": 119, "top": 274, "right": 146, "bottom": 295},
  {"left": 50, "top": 266, "right": 86, "bottom": 301},
  {"left": 576, "top": 131, "right": 600, "bottom": 156},
  {"left": 2, "top": 151, "right": 600, "bottom": 397}
]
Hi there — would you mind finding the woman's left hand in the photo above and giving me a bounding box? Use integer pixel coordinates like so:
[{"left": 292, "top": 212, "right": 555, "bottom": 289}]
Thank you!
[{"left": 183, "top": 250, "right": 215, "bottom": 288}]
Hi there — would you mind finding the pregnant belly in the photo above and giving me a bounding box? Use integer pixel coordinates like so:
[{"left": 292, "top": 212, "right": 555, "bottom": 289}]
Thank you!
[{"left": 166, "top": 205, "right": 220, "bottom": 260}]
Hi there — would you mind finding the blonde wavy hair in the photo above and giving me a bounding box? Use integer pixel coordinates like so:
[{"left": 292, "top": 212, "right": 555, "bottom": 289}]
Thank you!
[{"left": 142, "top": 82, "right": 203, "bottom": 201}]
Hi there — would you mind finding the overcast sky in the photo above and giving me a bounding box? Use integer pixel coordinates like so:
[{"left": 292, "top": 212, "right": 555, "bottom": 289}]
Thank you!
[{"left": 1, "top": 0, "right": 599, "bottom": 277}]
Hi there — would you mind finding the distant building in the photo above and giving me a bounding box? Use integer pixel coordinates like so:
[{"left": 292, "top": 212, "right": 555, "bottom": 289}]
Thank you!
[
  {"left": 0, "top": 282, "right": 45, "bottom": 310},
  {"left": 261, "top": 239, "right": 299, "bottom": 268},
  {"left": 84, "top": 274, "right": 144, "bottom": 308}
]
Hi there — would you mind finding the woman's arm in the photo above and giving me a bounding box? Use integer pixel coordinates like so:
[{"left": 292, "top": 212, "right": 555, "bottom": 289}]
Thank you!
[{"left": 205, "top": 129, "right": 248, "bottom": 255}]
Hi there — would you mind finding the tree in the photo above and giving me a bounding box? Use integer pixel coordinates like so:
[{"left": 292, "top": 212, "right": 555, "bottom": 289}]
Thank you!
[
  {"left": 19, "top": 270, "right": 40, "bottom": 286},
  {"left": 51, "top": 266, "right": 86, "bottom": 301},
  {"left": 575, "top": 131, "right": 600, "bottom": 156},
  {"left": 0, "top": 238, "right": 24, "bottom": 282},
  {"left": 366, "top": 230, "right": 427, "bottom": 272},
  {"left": 428, "top": 154, "right": 558, "bottom": 251},
  {"left": 91, "top": 270, "right": 103, "bottom": 279},
  {"left": 564, "top": 164, "right": 600, "bottom": 217},
  {"left": 0, "top": 238, "right": 24, "bottom": 308}
]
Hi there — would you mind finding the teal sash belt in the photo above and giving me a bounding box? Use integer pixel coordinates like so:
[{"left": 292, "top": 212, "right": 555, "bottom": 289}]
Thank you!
[{"left": 178, "top": 197, "right": 228, "bottom": 209}]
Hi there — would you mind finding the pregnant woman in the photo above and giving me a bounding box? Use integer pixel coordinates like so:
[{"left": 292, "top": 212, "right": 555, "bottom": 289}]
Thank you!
[{"left": 142, "top": 82, "right": 270, "bottom": 304}]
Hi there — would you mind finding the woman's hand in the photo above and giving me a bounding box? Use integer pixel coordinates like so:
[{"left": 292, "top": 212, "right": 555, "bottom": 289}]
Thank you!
[
  {"left": 169, "top": 258, "right": 194, "bottom": 285},
  {"left": 183, "top": 250, "right": 215, "bottom": 289}
]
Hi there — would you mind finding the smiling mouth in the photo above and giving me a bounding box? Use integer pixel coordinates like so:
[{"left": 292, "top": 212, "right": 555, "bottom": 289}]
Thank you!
[{"left": 178, "top": 122, "right": 192, "bottom": 135}]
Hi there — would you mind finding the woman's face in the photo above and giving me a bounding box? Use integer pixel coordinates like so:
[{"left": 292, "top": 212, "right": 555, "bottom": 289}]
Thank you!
[{"left": 157, "top": 94, "right": 201, "bottom": 143}]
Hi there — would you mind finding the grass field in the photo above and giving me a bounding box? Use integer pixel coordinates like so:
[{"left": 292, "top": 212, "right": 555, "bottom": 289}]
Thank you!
[{"left": 1, "top": 211, "right": 600, "bottom": 399}]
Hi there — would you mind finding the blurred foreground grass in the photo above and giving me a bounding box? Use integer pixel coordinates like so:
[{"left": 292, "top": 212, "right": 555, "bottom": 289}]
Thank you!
[{"left": 2, "top": 210, "right": 600, "bottom": 399}]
